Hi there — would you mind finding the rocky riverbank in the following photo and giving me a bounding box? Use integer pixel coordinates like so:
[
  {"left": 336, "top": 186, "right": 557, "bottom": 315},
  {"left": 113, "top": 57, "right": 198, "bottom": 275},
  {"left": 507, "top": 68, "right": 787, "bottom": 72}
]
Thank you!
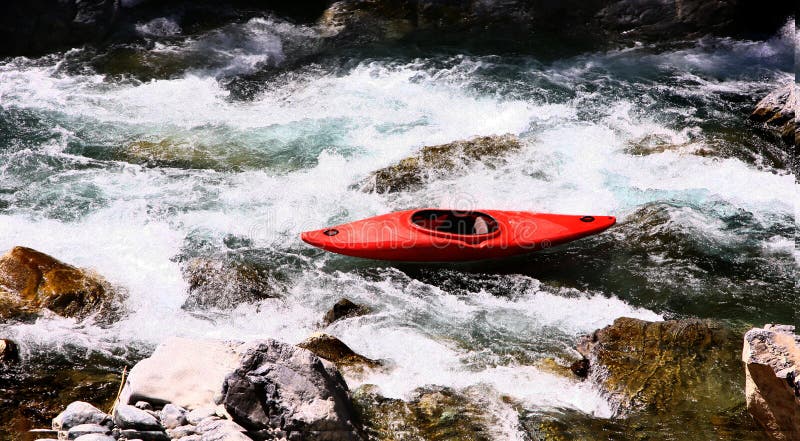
[{"left": 9, "top": 268, "right": 798, "bottom": 441}]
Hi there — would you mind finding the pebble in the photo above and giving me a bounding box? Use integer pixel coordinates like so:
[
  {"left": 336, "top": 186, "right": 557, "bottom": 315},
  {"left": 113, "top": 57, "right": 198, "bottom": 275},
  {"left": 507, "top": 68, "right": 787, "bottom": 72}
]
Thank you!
[
  {"left": 114, "top": 404, "right": 162, "bottom": 431},
  {"left": 160, "top": 403, "right": 188, "bottom": 429},
  {"left": 135, "top": 401, "right": 153, "bottom": 411}
]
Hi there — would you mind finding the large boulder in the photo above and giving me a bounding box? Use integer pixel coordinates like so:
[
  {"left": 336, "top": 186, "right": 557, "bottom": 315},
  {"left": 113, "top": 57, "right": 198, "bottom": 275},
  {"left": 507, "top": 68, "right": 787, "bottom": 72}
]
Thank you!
[
  {"left": 0, "top": 0, "right": 119, "bottom": 56},
  {"left": 119, "top": 337, "right": 251, "bottom": 410},
  {"left": 221, "top": 339, "right": 363, "bottom": 440},
  {"left": 0, "top": 246, "right": 114, "bottom": 320},
  {"left": 577, "top": 317, "right": 743, "bottom": 414},
  {"left": 360, "top": 134, "right": 522, "bottom": 193},
  {"left": 742, "top": 324, "right": 799, "bottom": 441}
]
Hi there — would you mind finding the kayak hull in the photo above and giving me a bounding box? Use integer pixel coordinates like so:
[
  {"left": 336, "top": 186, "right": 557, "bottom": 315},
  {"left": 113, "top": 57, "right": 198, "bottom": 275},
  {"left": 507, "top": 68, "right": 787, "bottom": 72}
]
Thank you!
[{"left": 301, "top": 209, "right": 615, "bottom": 262}]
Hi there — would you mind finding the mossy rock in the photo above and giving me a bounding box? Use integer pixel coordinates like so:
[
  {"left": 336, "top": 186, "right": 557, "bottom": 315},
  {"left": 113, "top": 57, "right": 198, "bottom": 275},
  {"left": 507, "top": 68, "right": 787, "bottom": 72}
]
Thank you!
[
  {"left": 362, "top": 134, "right": 522, "bottom": 193},
  {"left": 352, "top": 384, "right": 493, "bottom": 441},
  {"left": 577, "top": 317, "right": 744, "bottom": 414},
  {"left": 0, "top": 247, "right": 114, "bottom": 320}
]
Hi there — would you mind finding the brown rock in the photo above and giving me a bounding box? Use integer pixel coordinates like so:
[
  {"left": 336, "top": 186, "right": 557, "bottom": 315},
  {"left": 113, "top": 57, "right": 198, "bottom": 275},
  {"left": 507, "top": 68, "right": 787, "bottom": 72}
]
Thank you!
[
  {"left": 0, "top": 247, "right": 111, "bottom": 320},
  {"left": 570, "top": 358, "right": 589, "bottom": 378},
  {"left": 577, "top": 317, "right": 742, "bottom": 414},
  {"left": 297, "top": 333, "right": 382, "bottom": 370},
  {"left": 742, "top": 324, "right": 799, "bottom": 441},
  {"left": 751, "top": 82, "right": 797, "bottom": 147},
  {"left": 324, "top": 298, "right": 369, "bottom": 325},
  {"left": 0, "top": 339, "right": 19, "bottom": 364}
]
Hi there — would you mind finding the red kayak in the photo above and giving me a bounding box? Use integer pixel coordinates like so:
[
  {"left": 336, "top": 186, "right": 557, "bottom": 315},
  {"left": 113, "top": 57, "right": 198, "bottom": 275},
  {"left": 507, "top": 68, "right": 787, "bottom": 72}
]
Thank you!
[{"left": 301, "top": 208, "right": 615, "bottom": 262}]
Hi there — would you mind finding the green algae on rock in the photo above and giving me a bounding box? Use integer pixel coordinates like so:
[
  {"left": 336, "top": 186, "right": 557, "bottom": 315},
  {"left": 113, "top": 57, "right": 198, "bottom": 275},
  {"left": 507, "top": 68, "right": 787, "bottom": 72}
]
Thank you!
[
  {"left": 577, "top": 317, "right": 744, "bottom": 414},
  {"left": 361, "top": 134, "right": 523, "bottom": 193},
  {"left": 352, "top": 384, "right": 494, "bottom": 441}
]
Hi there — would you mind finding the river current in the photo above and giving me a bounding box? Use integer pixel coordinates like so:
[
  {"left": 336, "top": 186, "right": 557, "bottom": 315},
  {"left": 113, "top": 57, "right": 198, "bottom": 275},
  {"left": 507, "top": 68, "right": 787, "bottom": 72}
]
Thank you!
[{"left": 0, "top": 15, "right": 796, "bottom": 439}]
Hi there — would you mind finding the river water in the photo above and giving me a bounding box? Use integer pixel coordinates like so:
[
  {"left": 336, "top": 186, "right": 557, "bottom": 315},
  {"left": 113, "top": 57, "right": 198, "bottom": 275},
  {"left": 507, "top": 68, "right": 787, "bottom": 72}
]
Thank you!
[{"left": 0, "top": 14, "right": 796, "bottom": 439}]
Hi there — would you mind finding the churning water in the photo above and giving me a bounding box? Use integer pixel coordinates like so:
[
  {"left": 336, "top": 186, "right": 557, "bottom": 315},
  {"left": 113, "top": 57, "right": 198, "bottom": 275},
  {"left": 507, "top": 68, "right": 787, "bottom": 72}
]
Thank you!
[{"left": 0, "top": 15, "right": 796, "bottom": 437}]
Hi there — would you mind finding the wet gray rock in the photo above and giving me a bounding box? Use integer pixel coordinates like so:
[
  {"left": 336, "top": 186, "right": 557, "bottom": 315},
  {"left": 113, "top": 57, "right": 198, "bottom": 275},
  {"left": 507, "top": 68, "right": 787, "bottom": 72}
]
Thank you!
[
  {"left": 67, "top": 423, "right": 111, "bottom": 439},
  {"left": 742, "top": 324, "right": 799, "bottom": 441},
  {"left": 324, "top": 299, "right": 369, "bottom": 325},
  {"left": 53, "top": 401, "right": 112, "bottom": 431},
  {"left": 221, "top": 339, "right": 362, "bottom": 440},
  {"left": 160, "top": 403, "right": 188, "bottom": 430},
  {"left": 113, "top": 404, "right": 162, "bottom": 431}
]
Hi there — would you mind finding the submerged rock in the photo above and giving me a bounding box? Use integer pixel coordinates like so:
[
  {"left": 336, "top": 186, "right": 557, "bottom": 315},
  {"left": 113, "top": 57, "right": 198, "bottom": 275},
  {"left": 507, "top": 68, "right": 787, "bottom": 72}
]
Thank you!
[
  {"left": 324, "top": 298, "right": 369, "bottom": 325},
  {"left": 0, "top": 246, "right": 115, "bottom": 320},
  {"left": 0, "top": 359, "right": 120, "bottom": 440},
  {"left": 577, "top": 317, "right": 743, "bottom": 414},
  {"left": 352, "top": 384, "right": 494, "bottom": 441},
  {"left": 221, "top": 339, "right": 362, "bottom": 440},
  {"left": 297, "top": 333, "right": 382, "bottom": 371},
  {"left": 742, "top": 324, "right": 799, "bottom": 441},
  {"left": 361, "top": 134, "right": 522, "bottom": 193},
  {"left": 181, "top": 257, "right": 279, "bottom": 310}
]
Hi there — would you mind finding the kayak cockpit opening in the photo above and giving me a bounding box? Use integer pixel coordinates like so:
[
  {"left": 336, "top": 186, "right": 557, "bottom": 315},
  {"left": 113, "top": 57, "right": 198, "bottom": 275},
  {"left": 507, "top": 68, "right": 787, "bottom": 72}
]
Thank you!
[{"left": 411, "top": 210, "right": 499, "bottom": 236}]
